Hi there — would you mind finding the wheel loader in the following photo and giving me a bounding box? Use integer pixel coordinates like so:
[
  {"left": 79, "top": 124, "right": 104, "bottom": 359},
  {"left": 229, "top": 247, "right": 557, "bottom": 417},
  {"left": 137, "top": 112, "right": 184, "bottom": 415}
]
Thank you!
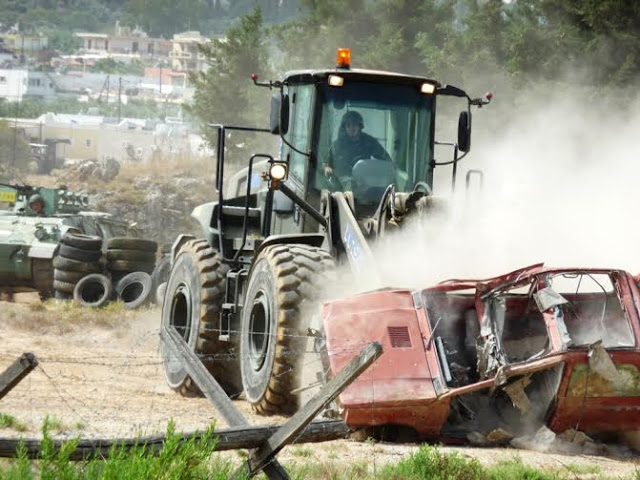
[{"left": 161, "top": 49, "right": 491, "bottom": 415}]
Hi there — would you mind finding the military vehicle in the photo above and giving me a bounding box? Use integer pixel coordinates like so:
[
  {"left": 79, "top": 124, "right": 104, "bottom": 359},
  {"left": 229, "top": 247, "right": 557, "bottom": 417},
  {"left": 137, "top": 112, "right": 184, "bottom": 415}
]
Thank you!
[
  {"left": 0, "top": 184, "right": 135, "bottom": 299},
  {"left": 161, "top": 48, "right": 491, "bottom": 414}
]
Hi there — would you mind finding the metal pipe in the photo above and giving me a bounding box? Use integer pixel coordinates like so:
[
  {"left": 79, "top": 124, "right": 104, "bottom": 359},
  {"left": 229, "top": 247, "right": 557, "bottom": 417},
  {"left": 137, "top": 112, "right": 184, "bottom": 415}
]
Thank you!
[
  {"left": 279, "top": 182, "right": 327, "bottom": 229},
  {"left": 232, "top": 154, "right": 274, "bottom": 263}
]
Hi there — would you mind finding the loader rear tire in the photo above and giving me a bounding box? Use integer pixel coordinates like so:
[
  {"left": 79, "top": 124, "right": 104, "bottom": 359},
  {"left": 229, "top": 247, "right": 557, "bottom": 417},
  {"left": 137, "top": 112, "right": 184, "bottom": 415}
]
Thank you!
[
  {"left": 161, "top": 239, "right": 241, "bottom": 397},
  {"left": 240, "top": 244, "right": 335, "bottom": 415}
]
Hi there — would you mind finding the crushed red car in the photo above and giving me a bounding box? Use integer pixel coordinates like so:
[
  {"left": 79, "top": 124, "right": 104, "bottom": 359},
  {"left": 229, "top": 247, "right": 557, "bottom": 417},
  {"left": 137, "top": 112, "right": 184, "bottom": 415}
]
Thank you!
[{"left": 321, "top": 264, "right": 640, "bottom": 442}]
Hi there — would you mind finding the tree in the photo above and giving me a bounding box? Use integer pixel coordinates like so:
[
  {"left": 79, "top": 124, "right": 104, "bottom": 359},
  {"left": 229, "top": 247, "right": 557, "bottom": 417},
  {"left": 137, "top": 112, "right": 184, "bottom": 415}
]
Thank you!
[
  {"left": 189, "top": 8, "right": 273, "bottom": 152},
  {"left": 0, "top": 120, "right": 31, "bottom": 179},
  {"left": 122, "top": 0, "right": 212, "bottom": 37}
]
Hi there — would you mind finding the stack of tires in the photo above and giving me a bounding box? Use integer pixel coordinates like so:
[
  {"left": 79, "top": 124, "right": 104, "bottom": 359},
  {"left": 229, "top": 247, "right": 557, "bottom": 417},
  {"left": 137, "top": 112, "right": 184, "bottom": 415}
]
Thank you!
[
  {"left": 106, "top": 237, "right": 158, "bottom": 309},
  {"left": 53, "top": 233, "right": 103, "bottom": 300}
]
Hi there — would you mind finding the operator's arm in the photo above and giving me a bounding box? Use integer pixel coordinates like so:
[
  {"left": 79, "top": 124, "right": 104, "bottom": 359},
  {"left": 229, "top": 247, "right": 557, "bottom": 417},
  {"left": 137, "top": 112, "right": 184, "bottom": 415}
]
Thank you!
[
  {"left": 368, "top": 135, "right": 392, "bottom": 162},
  {"left": 323, "top": 145, "right": 336, "bottom": 176}
]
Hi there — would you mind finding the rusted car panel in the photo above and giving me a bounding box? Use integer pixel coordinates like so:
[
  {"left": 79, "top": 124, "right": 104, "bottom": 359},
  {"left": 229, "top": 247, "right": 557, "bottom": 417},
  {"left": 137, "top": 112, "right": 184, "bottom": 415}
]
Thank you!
[{"left": 321, "top": 265, "right": 640, "bottom": 440}]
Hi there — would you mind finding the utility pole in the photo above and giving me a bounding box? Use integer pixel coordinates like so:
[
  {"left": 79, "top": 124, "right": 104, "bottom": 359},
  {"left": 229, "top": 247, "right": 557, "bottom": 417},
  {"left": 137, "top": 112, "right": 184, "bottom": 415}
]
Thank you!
[{"left": 117, "top": 76, "right": 122, "bottom": 122}]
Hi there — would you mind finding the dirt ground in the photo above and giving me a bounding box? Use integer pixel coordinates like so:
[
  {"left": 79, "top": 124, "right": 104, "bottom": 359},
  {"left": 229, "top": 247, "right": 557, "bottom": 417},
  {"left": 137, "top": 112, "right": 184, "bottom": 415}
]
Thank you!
[{"left": 1, "top": 296, "right": 639, "bottom": 478}]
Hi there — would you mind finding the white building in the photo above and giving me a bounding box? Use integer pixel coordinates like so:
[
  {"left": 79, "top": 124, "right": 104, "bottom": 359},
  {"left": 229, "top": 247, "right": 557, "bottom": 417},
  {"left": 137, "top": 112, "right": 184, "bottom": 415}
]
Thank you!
[{"left": 0, "top": 69, "right": 56, "bottom": 101}]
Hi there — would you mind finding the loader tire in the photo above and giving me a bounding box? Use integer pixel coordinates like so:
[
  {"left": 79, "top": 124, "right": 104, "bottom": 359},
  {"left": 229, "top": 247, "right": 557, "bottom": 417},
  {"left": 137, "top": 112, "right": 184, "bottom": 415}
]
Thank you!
[
  {"left": 161, "top": 239, "right": 241, "bottom": 397},
  {"left": 53, "top": 255, "right": 101, "bottom": 274},
  {"left": 58, "top": 244, "right": 102, "bottom": 263},
  {"left": 106, "top": 237, "right": 157, "bottom": 253},
  {"left": 61, "top": 233, "right": 102, "bottom": 251},
  {"left": 240, "top": 244, "right": 335, "bottom": 415}
]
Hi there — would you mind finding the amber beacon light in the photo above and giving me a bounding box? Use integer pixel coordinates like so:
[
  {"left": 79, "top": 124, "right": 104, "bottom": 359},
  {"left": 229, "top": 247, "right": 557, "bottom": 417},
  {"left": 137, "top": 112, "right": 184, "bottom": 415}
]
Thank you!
[{"left": 336, "top": 48, "right": 351, "bottom": 69}]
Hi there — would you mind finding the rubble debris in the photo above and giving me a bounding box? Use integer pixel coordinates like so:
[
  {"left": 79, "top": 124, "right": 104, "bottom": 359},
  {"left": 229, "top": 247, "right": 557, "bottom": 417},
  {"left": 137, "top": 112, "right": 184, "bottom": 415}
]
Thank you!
[
  {"left": 467, "top": 428, "right": 513, "bottom": 447},
  {"left": 502, "top": 376, "right": 532, "bottom": 414},
  {"left": 511, "top": 426, "right": 556, "bottom": 452},
  {"left": 74, "top": 158, "right": 121, "bottom": 182}
]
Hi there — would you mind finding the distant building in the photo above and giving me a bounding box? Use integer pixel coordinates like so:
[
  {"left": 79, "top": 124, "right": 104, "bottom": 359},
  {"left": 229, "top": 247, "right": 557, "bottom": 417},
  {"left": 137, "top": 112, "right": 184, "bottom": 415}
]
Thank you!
[
  {"left": 76, "top": 22, "right": 171, "bottom": 60},
  {"left": 5, "top": 113, "right": 206, "bottom": 164},
  {"left": 1, "top": 33, "right": 48, "bottom": 61},
  {"left": 170, "top": 31, "right": 211, "bottom": 74},
  {"left": 0, "top": 69, "right": 56, "bottom": 101}
]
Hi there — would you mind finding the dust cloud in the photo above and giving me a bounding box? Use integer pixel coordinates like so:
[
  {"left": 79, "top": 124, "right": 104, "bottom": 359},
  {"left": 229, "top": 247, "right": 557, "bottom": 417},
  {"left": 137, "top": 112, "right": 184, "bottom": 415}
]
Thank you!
[{"left": 331, "top": 91, "right": 640, "bottom": 297}]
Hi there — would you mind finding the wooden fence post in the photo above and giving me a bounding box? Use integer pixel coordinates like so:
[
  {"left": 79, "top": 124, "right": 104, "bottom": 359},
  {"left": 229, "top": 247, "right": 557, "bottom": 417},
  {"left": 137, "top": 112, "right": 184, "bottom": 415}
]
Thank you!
[{"left": 0, "top": 352, "right": 38, "bottom": 400}]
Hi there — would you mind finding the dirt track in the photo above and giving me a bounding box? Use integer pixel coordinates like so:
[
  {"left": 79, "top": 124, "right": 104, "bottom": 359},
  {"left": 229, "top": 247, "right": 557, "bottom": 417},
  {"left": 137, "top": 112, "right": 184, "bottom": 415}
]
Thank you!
[{"left": 1, "top": 298, "right": 639, "bottom": 477}]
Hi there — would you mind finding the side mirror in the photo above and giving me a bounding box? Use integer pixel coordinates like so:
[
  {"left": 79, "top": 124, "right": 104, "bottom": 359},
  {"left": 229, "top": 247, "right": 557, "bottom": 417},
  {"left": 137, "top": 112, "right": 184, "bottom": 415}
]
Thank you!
[
  {"left": 269, "top": 93, "right": 290, "bottom": 135},
  {"left": 458, "top": 110, "right": 471, "bottom": 152}
]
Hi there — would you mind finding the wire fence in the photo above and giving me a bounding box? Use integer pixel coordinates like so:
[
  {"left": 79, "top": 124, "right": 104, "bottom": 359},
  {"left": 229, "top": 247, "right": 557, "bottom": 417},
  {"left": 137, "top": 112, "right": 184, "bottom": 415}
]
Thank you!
[{"left": 0, "top": 317, "right": 374, "bottom": 444}]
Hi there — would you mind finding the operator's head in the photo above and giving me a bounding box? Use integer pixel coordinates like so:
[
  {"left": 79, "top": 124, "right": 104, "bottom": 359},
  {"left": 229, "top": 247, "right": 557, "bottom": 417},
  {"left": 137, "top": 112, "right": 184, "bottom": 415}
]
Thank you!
[
  {"left": 28, "top": 194, "right": 44, "bottom": 214},
  {"left": 342, "top": 110, "right": 364, "bottom": 139}
]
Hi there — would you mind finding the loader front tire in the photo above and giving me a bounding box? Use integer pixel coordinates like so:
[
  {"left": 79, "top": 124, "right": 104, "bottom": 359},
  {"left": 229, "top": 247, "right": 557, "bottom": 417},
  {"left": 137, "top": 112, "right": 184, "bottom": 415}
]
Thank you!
[
  {"left": 240, "top": 244, "right": 335, "bottom": 415},
  {"left": 161, "top": 239, "right": 241, "bottom": 397}
]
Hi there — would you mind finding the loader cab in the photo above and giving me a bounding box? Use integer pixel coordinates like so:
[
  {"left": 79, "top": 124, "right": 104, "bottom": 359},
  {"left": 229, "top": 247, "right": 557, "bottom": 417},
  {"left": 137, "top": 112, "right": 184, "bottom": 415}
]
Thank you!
[{"left": 277, "top": 69, "right": 436, "bottom": 224}]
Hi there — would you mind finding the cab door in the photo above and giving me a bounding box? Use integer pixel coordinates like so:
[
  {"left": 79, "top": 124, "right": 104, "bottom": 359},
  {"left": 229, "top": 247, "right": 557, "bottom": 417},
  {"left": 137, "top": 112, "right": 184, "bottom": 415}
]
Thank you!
[{"left": 271, "top": 84, "right": 316, "bottom": 236}]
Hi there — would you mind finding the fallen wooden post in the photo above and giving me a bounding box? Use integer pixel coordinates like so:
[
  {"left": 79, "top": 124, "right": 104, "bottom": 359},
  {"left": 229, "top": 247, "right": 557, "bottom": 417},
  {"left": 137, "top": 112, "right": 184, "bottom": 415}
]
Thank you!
[
  {"left": 160, "top": 326, "right": 290, "bottom": 480},
  {"left": 0, "top": 352, "right": 38, "bottom": 400},
  {"left": 237, "top": 341, "right": 383, "bottom": 479},
  {"left": 0, "top": 418, "right": 350, "bottom": 460}
]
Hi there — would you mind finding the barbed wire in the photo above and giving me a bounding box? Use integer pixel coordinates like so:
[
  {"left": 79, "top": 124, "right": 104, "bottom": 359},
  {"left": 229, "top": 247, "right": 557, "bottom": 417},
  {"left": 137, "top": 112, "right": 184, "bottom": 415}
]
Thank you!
[{"left": 0, "top": 320, "right": 388, "bottom": 476}]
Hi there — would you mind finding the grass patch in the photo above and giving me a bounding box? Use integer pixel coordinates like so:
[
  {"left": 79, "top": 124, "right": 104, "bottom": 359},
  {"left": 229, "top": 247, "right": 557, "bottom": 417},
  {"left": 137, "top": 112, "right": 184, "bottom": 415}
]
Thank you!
[
  {"left": 0, "top": 413, "right": 27, "bottom": 432},
  {"left": 488, "top": 458, "right": 564, "bottom": 480},
  {"left": 0, "top": 420, "right": 236, "bottom": 480},
  {"left": 378, "top": 446, "right": 572, "bottom": 480},
  {"left": 290, "top": 445, "right": 314, "bottom": 458},
  {"left": 563, "top": 462, "right": 601, "bottom": 475},
  {"left": 379, "top": 445, "right": 486, "bottom": 480},
  {"left": 4, "top": 299, "right": 134, "bottom": 334},
  {"left": 287, "top": 459, "right": 370, "bottom": 480}
]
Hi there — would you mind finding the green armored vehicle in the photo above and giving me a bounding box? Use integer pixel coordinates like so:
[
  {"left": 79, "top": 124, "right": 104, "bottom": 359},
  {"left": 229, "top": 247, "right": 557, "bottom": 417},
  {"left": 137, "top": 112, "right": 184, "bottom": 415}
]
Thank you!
[{"left": 0, "top": 184, "right": 135, "bottom": 299}]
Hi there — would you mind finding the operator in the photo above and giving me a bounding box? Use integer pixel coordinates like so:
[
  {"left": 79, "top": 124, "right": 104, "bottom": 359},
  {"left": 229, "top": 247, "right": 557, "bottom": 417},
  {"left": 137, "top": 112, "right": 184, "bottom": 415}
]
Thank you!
[
  {"left": 323, "top": 110, "right": 391, "bottom": 191},
  {"left": 28, "top": 194, "right": 45, "bottom": 216}
]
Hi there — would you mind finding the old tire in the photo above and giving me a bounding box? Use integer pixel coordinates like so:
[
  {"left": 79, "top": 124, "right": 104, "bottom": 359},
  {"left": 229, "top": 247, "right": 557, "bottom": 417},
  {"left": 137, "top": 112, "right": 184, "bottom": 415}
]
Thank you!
[
  {"left": 107, "top": 259, "right": 155, "bottom": 274},
  {"left": 151, "top": 256, "right": 171, "bottom": 290},
  {"left": 54, "top": 290, "right": 72, "bottom": 300},
  {"left": 53, "top": 279, "right": 76, "bottom": 294},
  {"left": 58, "top": 244, "right": 102, "bottom": 263},
  {"left": 54, "top": 269, "right": 86, "bottom": 283},
  {"left": 240, "top": 244, "right": 335, "bottom": 415},
  {"left": 53, "top": 255, "right": 101, "bottom": 274},
  {"left": 115, "top": 272, "right": 153, "bottom": 309},
  {"left": 73, "top": 274, "right": 113, "bottom": 308},
  {"left": 61, "top": 233, "right": 102, "bottom": 251},
  {"left": 106, "top": 249, "right": 156, "bottom": 263},
  {"left": 106, "top": 237, "right": 157, "bottom": 252},
  {"left": 33, "top": 258, "right": 54, "bottom": 300},
  {"left": 161, "top": 239, "right": 241, "bottom": 397},
  {"left": 156, "top": 282, "right": 167, "bottom": 306}
]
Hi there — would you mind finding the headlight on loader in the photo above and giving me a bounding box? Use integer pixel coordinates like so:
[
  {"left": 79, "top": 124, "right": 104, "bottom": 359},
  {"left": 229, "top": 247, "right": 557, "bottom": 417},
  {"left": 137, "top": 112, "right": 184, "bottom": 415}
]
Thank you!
[{"left": 269, "top": 162, "right": 288, "bottom": 181}]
